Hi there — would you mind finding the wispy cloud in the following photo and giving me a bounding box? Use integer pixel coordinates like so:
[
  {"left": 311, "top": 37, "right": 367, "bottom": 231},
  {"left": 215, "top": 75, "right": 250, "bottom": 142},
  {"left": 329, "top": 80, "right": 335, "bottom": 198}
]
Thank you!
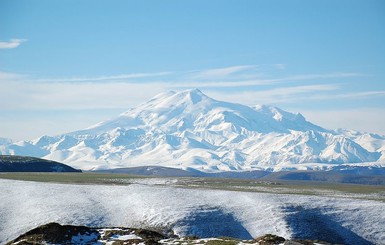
[
  {"left": 183, "top": 66, "right": 362, "bottom": 86},
  {"left": 208, "top": 86, "right": 385, "bottom": 106},
  {"left": 280, "top": 72, "right": 364, "bottom": 81},
  {"left": 0, "top": 39, "right": 27, "bottom": 49},
  {"left": 336, "top": 91, "right": 385, "bottom": 98},
  {"left": 0, "top": 66, "right": 374, "bottom": 111},
  {"left": 188, "top": 65, "right": 260, "bottom": 80},
  {"left": 206, "top": 84, "right": 340, "bottom": 105},
  {"left": 2, "top": 65, "right": 362, "bottom": 88},
  {"left": 0, "top": 80, "right": 167, "bottom": 110},
  {"left": 173, "top": 71, "right": 363, "bottom": 89},
  {"left": 1, "top": 66, "right": 384, "bottom": 139},
  {"left": 33, "top": 72, "right": 173, "bottom": 83},
  {"left": 0, "top": 71, "right": 26, "bottom": 80},
  {"left": 273, "top": 63, "right": 286, "bottom": 70},
  {"left": 300, "top": 90, "right": 385, "bottom": 102}
]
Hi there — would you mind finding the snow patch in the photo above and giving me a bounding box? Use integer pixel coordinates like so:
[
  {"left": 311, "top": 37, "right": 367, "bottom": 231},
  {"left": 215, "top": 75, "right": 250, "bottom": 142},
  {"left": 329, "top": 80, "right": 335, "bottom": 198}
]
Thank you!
[{"left": 1, "top": 179, "right": 384, "bottom": 244}]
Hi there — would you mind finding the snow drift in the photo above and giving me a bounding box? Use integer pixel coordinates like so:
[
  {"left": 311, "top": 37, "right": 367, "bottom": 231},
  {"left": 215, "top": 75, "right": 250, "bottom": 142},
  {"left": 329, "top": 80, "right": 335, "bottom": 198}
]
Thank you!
[{"left": 0, "top": 179, "right": 384, "bottom": 244}]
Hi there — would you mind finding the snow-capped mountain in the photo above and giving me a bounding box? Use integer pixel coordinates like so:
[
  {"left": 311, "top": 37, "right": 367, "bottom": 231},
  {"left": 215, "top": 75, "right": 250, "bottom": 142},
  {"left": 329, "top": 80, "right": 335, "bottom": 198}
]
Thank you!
[
  {"left": 1, "top": 89, "right": 384, "bottom": 171},
  {"left": 0, "top": 137, "right": 12, "bottom": 145},
  {"left": 333, "top": 128, "right": 385, "bottom": 162}
]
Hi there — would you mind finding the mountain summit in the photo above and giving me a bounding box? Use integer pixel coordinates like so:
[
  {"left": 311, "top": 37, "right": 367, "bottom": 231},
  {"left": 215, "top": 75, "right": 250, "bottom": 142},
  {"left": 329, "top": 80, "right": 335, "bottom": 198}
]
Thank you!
[
  {"left": 83, "top": 89, "right": 326, "bottom": 136},
  {"left": 1, "top": 89, "right": 383, "bottom": 171}
]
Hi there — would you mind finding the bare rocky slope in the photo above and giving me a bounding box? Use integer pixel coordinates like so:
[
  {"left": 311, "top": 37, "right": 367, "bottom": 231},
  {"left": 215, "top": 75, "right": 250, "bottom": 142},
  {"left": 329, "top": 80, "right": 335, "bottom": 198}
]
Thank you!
[{"left": 0, "top": 155, "right": 81, "bottom": 172}]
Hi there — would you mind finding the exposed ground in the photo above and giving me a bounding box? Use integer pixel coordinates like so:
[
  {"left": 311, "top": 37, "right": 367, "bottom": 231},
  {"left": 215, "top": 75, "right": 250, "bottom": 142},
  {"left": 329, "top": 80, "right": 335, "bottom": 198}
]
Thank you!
[
  {"left": 0, "top": 172, "right": 384, "bottom": 201},
  {"left": 6, "top": 222, "right": 331, "bottom": 245}
]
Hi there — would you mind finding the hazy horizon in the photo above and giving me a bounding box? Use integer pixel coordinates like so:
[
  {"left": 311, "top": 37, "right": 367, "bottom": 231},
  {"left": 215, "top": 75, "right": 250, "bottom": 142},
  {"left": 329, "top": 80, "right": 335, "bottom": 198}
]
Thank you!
[{"left": 1, "top": 0, "right": 384, "bottom": 140}]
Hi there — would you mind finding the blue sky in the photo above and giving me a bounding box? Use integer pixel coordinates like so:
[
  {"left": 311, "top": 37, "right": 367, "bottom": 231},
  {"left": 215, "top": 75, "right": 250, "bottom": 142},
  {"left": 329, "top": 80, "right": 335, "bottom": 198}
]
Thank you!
[{"left": 0, "top": 0, "right": 385, "bottom": 140}]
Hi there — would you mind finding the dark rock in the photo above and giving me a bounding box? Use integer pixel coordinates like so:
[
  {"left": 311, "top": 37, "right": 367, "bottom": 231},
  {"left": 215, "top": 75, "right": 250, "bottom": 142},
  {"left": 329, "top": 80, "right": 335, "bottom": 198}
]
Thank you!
[
  {"left": 254, "top": 234, "right": 286, "bottom": 245},
  {"left": 6, "top": 222, "right": 349, "bottom": 245},
  {"left": 6, "top": 222, "right": 99, "bottom": 244},
  {"left": 0, "top": 155, "right": 81, "bottom": 172},
  {"left": 6, "top": 223, "right": 167, "bottom": 245}
]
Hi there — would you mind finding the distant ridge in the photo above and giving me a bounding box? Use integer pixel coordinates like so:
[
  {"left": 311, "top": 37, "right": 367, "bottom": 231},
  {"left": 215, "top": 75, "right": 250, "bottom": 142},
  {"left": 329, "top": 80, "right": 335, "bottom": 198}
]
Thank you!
[
  {"left": 93, "top": 165, "right": 385, "bottom": 185},
  {"left": 0, "top": 155, "right": 81, "bottom": 172},
  {"left": 1, "top": 89, "right": 384, "bottom": 171}
]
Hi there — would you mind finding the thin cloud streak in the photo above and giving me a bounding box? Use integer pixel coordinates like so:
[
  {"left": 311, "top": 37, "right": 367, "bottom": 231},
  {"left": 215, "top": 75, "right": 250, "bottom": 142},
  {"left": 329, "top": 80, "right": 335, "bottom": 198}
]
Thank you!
[
  {"left": 1, "top": 80, "right": 338, "bottom": 110},
  {"left": 206, "top": 84, "right": 340, "bottom": 105},
  {"left": 1, "top": 66, "right": 363, "bottom": 88},
  {"left": 174, "top": 72, "right": 364, "bottom": 89},
  {"left": 0, "top": 67, "right": 374, "bottom": 111},
  {"left": 32, "top": 72, "right": 173, "bottom": 83},
  {"left": 173, "top": 79, "right": 274, "bottom": 88},
  {"left": 208, "top": 88, "right": 385, "bottom": 106},
  {"left": 338, "top": 91, "right": 385, "bottom": 98},
  {"left": 303, "top": 91, "right": 385, "bottom": 101},
  {"left": 282, "top": 72, "right": 364, "bottom": 81},
  {"left": 0, "top": 39, "right": 27, "bottom": 49},
  {"left": 0, "top": 80, "right": 167, "bottom": 110},
  {"left": 0, "top": 71, "right": 26, "bottom": 80},
  {"left": 273, "top": 64, "right": 286, "bottom": 70},
  {"left": 1, "top": 68, "right": 384, "bottom": 138},
  {"left": 189, "top": 65, "right": 259, "bottom": 80}
]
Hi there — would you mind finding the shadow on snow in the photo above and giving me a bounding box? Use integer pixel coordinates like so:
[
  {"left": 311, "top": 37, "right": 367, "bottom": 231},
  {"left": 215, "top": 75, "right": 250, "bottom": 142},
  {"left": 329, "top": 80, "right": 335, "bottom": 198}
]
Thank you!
[
  {"left": 174, "top": 206, "right": 252, "bottom": 239},
  {"left": 284, "top": 206, "right": 373, "bottom": 245}
]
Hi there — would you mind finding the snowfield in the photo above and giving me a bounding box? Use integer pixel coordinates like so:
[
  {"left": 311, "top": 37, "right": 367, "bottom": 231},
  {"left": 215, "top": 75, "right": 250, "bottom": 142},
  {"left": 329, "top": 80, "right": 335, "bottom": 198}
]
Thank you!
[
  {"left": 1, "top": 179, "right": 384, "bottom": 245},
  {"left": 1, "top": 89, "right": 384, "bottom": 171}
]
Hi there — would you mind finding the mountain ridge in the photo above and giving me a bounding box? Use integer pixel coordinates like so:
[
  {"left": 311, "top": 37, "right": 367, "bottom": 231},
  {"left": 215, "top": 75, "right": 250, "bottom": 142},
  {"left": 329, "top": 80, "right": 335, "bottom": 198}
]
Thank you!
[
  {"left": 0, "top": 155, "right": 81, "bottom": 172},
  {"left": 1, "top": 89, "right": 384, "bottom": 171}
]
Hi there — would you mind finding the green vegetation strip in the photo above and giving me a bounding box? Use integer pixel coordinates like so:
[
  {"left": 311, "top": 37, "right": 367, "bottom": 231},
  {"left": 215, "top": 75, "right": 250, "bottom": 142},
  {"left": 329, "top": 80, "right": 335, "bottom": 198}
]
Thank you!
[
  {"left": 1, "top": 173, "right": 384, "bottom": 201},
  {"left": 0, "top": 172, "right": 146, "bottom": 185}
]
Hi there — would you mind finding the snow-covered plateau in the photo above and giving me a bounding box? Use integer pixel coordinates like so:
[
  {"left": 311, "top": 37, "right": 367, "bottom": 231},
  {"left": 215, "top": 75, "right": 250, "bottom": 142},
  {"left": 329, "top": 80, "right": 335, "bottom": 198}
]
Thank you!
[
  {"left": 1, "top": 89, "right": 385, "bottom": 171},
  {"left": 0, "top": 178, "right": 384, "bottom": 245}
]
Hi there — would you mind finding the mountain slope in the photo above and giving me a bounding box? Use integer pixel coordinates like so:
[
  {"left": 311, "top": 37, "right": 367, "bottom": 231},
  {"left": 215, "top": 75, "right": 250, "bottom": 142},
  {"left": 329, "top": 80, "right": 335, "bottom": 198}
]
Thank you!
[
  {"left": 334, "top": 128, "right": 385, "bottom": 161},
  {"left": 0, "top": 155, "right": 81, "bottom": 172},
  {"left": 0, "top": 89, "right": 382, "bottom": 171}
]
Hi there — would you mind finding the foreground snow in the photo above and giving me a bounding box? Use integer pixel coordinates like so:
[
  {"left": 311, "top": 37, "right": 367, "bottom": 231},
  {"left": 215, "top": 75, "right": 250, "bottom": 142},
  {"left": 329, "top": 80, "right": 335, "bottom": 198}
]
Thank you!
[{"left": 0, "top": 179, "right": 384, "bottom": 244}]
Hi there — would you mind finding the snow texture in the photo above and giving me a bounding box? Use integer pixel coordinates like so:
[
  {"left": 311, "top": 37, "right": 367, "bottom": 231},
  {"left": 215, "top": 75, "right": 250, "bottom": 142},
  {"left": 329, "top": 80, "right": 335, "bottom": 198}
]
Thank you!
[
  {"left": 0, "top": 179, "right": 384, "bottom": 245},
  {"left": 1, "top": 89, "right": 384, "bottom": 171}
]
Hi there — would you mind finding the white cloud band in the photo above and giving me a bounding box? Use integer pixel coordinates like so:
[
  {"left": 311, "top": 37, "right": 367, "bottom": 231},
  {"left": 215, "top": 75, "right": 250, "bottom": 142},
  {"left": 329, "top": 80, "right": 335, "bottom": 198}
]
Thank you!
[{"left": 0, "top": 39, "right": 27, "bottom": 49}]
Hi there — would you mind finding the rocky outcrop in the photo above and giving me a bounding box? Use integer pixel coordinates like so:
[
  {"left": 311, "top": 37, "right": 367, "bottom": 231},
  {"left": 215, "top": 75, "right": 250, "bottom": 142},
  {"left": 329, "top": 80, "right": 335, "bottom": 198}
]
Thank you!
[
  {"left": 6, "top": 223, "right": 336, "bottom": 245},
  {"left": 0, "top": 155, "right": 81, "bottom": 172},
  {"left": 6, "top": 222, "right": 166, "bottom": 245}
]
